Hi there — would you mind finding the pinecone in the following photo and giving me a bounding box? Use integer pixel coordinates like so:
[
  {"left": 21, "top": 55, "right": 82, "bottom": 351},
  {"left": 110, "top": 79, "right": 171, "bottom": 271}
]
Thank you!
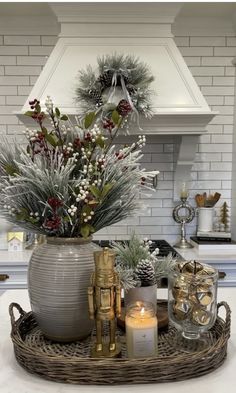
[
  {"left": 98, "top": 70, "right": 113, "bottom": 88},
  {"left": 88, "top": 89, "right": 102, "bottom": 103},
  {"left": 135, "top": 259, "right": 155, "bottom": 287},
  {"left": 117, "top": 99, "right": 132, "bottom": 117}
]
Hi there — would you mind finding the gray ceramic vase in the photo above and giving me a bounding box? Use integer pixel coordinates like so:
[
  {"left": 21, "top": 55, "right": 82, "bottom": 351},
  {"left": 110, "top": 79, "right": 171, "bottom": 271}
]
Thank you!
[
  {"left": 124, "top": 284, "right": 157, "bottom": 312},
  {"left": 28, "top": 237, "right": 100, "bottom": 342}
]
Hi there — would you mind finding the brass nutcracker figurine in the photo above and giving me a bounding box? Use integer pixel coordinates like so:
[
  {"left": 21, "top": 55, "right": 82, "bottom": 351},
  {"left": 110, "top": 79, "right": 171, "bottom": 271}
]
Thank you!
[{"left": 88, "top": 248, "right": 121, "bottom": 357}]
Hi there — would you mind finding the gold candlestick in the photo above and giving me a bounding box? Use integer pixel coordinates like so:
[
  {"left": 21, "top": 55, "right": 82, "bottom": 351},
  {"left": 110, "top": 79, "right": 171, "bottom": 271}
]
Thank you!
[{"left": 88, "top": 247, "right": 121, "bottom": 358}]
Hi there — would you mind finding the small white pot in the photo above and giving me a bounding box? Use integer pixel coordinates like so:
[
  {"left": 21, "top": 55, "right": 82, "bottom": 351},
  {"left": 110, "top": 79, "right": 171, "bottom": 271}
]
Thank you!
[{"left": 198, "top": 207, "right": 214, "bottom": 232}]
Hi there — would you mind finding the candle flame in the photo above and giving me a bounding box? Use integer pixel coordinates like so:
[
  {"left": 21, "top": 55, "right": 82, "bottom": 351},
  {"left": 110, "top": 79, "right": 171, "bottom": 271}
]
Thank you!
[{"left": 140, "top": 307, "right": 145, "bottom": 316}]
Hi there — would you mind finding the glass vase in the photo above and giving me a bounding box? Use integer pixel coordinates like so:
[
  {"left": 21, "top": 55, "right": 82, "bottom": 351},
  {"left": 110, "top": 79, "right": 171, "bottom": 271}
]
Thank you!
[{"left": 168, "top": 261, "right": 218, "bottom": 341}]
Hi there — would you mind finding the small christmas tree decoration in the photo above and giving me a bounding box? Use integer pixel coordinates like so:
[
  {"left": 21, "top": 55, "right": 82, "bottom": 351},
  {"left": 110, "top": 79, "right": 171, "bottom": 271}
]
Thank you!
[
  {"left": 220, "top": 202, "right": 230, "bottom": 231},
  {"left": 135, "top": 259, "right": 156, "bottom": 287}
]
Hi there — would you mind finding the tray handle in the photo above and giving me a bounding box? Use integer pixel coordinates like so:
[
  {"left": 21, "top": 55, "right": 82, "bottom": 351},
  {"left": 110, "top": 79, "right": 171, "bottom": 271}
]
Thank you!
[
  {"left": 9, "top": 303, "right": 26, "bottom": 334},
  {"left": 217, "top": 301, "right": 231, "bottom": 339}
]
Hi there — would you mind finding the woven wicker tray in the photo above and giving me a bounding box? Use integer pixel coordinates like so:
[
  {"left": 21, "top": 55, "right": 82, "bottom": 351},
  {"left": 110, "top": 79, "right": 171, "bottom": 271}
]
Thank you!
[{"left": 9, "top": 301, "right": 231, "bottom": 385}]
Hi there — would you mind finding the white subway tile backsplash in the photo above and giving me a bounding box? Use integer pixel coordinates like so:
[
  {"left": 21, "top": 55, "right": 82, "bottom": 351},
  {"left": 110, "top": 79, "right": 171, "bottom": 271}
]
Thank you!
[
  {"left": 224, "top": 97, "right": 234, "bottom": 105},
  {"left": 201, "top": 86, "right": 234, "bottom": 96},
  {"left": 191, "top": 180, "right": 222, "bottom": 190},
  {"left": 0, "top": 36, "right": 3, "bottom": 45},
  {"left": 142, "top": 144, "right": 164, "bottom": 153},
  {"left": 214, "top": 47, "right": 236, "bottom": 56},
  {"left": 222, "top": 180, "right": 231, "bottom": 188},
  {"left": 210, "top": 115, "right": 234, "bottom": 125},
  {"left": 195, "top": 76, "right": 213, "bottom": 86},
  {"left": 163, "top": 199, "right": 175, "bottom": 208},
  {"left": 30, "top": 76, "right": 39, "bottom": 85},
  {"left": 5, "top": 66, "right": 42, "bottom": 76},
  {"left": 17, "top": 56, "right": 47, "bottom": 66},
  {"left": 225, "top": 66, "right": 235, "bottom": 76},
  {"left": 211, "top": 162, "right": 232, "bottom": 171},
  {"left": 0, "top": 105, "right": 20, "bottom": 115},
  {"left": 41, "top": 36, "right": 58, "bottom": 46},
  {"left": 199, "top": 134, "right": 211, "bottom": 143},
  {"left": 222, "top": 153, "right": 233, "bottom": 161},
  {"left": 141, "top": 199, "right": 162, "bottom": 208},
  {"left": 0, "top": 115, "right": 19, "bottom": 124},
  {"left": 4, "top": 36, "right": 40, "bottom": 45},
  {"left": 132, "top": 226, "right": 162, "bottom": 235},
  {"left": 180, "top": 47, "right": 213, "bottom": 56},
  {"left": 0, "top": 76, "right": 29, "bottom": 85},
  {"left": 189, "top": 66, "right": 224, "bottom": 76},
  {"left": 18, "top": 86, "right": 32, "bottom": 95},
  {"left": 140, "top": 216, "right": 174, "bottom": 225},
  {"left": 0, "top": 46, "right": 28, "bottom": 55},
  {"left": 0, "top": 96, "right": 5, "bottom": 105},
  {"left": 190, "top": 37, "right": 226, "bottom": 46},
  {"left": 0, "top": 86, "right": 17, "bottom": 95},
  {"left": 29, "top": 46, "right": 54, "bottom": 56},
  {"left": 174, "top": 37, "right": 190, "bottom": 46},
  {"left": 184, "top": 57, "right": 201, "bottom": 66},
  {"left": 227, "top": 37, "right": 236, "bottom": 46},
  {"left": 192, "top": 162, "right": 210, "bottom": 171},
  {"left": 195, "top": 152, "right": 222, "bottom": 161},
  {"left": 223, "top": 125, "right": 234, "bottom": 133},
  {"left": 206, "top": 125, "right": 223, "bottom": 134},
  {"left": 198, "top": 171, "right": 231, "bottom": 180},
  {"left": 0, "top": 125, "right": 6, "bottom": 134},
  {"left": 6, "top": 96, "right": 27, "bottom": 105},
  {"left": 163, "top": 144, "right": 174, "bottom": 153},
  {"left": 151, "top": 153, "right": 173, "bottom": 163},
  {"left": 163, "top": 172, "right": 174, "bottom": 180},
  {"left": 152, "top": 190, "right": 173, "bottom": 199},
  {"left": 212, "top": 105, "right": 234, "bottom": 115},
  {"left": 205, "top": 96, "right": 224, "bottom": 105},
  {"left": 7, "top": 125, "right": 25, "bottom": 134},
  {"left": 199, "top": 143, "right": 232, "bottom": 153},
  {"left": 0, "top": 56, "right": 16, "bottom": 65},
  {"left": 202, "top": 57, "right": 234, "bottom": 66},
  {"left": 211, "top": 134, "right": 233, "bottom": 143},
  {"left": 151, "top": 208, "right": 173, "bottom": 216},
  {"left": 213, "top": 76, "right": 235, "bottom": 86},
  {"left": 0, "top": 66, "right": 4, "bottom": 75}
]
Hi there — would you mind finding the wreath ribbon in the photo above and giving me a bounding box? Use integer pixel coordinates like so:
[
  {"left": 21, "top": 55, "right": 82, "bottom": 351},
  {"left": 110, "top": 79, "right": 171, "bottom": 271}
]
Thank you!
[{"left": 104, "top": 67, "right": 141, "bottom": 128}]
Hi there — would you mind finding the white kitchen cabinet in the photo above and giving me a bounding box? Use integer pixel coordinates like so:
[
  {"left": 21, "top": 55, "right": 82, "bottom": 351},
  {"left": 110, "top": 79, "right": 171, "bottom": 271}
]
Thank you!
[{"left": 0, "top": 250, "right": 32, "bottom": 292}]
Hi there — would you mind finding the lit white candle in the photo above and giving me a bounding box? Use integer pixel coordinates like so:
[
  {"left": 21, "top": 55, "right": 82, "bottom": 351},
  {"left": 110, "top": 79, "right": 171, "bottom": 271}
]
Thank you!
[
  {"left": 125, "top": 302, "right": 158, "bottom": 358},
  {"left": 180, "top": 182, "right": 188, "bottom": 198}
]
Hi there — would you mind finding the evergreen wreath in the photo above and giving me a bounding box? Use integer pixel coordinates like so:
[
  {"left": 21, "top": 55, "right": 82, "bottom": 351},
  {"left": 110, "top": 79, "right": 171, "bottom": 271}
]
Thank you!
[{"left": 75, "top": 54, "right": 154, "bottom": 130}]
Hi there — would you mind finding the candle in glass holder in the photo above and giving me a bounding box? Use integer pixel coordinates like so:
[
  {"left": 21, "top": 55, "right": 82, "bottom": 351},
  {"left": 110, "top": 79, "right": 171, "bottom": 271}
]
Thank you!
[
  {"left": 180, "top": 182, "right": 189, "bottom": 199},
  {"left": 125, "top": 301, "right": 158, "bottom": 358}
]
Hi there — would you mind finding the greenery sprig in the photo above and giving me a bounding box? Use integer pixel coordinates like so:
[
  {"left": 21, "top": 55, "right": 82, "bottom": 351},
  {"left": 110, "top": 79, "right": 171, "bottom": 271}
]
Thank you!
[
  {"left": 113, "top": 233, "right": 176, "bottom": 291},
  {"left": 0, "top": 98, "right": 158, "bottom": 238}
]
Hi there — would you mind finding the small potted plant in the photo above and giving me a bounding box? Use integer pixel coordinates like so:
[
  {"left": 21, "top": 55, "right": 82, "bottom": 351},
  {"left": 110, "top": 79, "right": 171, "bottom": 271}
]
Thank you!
[{"left": 113, "top": 233, "right": 176, "bottom": 311}]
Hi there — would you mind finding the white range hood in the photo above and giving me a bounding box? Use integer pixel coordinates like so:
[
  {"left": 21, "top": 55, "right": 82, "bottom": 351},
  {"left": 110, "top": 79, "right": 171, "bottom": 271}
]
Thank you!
[{"left": 16, "top": 2, "right": 216, "bottom": 197}]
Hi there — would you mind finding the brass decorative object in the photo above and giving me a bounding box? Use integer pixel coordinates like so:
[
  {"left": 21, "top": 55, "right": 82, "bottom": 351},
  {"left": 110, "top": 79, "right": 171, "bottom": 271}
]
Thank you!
[
  {"left": 173, "top": 196, "right": 195, "bottom": 249},
  {"left": 168, "top": 260, "right": 218, "bottom": 341},
  {"left": 88, "top": 248, "right": 121, "bottom": 357}
]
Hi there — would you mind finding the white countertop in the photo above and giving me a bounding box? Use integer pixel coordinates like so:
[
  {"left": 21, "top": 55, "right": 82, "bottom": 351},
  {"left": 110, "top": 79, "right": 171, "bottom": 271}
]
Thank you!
[{"left": 0, "top": 288, "right": 235, "bottom": 393}]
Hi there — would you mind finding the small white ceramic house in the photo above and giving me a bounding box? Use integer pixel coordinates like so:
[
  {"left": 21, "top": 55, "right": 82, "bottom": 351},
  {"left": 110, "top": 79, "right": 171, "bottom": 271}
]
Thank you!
[{"left": 7, "top": 232, "right": 24, "bottom": 252}]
